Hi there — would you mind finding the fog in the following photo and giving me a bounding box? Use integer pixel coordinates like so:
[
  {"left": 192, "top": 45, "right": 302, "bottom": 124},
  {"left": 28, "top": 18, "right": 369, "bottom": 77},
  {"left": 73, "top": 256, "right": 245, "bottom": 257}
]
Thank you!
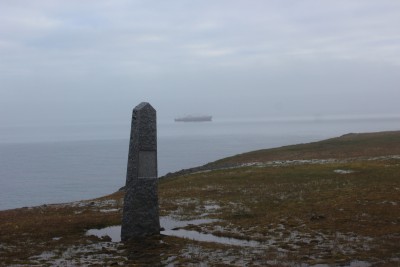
[{"left": 1, "top": 0, "right": 400, "bottom": 126}]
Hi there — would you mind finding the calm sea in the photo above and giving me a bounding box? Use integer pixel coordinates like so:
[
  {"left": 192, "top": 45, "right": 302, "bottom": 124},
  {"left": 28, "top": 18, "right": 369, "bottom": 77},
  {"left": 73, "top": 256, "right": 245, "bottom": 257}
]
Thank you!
[{"left": 0, "top": 117, "right": 399, "bottom": 210}]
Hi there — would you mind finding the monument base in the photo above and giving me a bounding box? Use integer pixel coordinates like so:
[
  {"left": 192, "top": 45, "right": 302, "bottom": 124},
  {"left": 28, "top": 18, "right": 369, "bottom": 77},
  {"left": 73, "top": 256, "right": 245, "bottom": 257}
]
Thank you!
[{"left": 121, "top": 178, "right": 160, "bottom": 241}]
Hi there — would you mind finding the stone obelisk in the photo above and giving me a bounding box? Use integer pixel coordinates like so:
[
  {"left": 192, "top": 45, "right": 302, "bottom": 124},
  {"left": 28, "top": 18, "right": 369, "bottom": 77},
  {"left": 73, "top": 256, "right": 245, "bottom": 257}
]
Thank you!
[{"left": 121, "top": 102, "right": 160, "bottom": 241}]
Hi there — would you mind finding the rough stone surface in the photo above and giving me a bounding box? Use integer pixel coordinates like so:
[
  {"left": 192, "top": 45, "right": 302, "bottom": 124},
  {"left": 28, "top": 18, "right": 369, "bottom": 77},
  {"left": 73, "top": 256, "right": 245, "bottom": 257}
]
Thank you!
[{"left": 121, "top": 102, "right": 160, "bottom": 241}]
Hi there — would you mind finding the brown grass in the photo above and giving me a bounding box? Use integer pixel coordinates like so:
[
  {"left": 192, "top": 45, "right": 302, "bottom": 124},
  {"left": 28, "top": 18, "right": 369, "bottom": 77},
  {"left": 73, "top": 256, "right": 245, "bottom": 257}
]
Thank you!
[{"left": 159, "top": 159, "right": 400, "bottom": 264}]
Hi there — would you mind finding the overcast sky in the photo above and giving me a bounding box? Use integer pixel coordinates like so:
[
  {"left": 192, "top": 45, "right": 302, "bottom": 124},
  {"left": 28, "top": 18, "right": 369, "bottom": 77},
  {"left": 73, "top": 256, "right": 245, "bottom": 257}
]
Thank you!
[{"left": 1, "top": 0, "right": 400, "bottom": 125}]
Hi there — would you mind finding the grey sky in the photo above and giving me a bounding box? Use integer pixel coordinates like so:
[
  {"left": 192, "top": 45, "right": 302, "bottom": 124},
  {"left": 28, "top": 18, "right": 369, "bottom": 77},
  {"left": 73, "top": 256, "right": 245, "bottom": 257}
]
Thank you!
[{"left": 1, "top": 0, "right": 400, "bottom": 125}]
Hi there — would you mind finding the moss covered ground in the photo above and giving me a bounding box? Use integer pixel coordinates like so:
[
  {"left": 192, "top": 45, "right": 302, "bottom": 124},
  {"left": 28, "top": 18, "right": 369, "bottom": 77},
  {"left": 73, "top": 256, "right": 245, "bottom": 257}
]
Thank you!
[{"left": 0, "top": 131, "right": 399, "bottom": 266}]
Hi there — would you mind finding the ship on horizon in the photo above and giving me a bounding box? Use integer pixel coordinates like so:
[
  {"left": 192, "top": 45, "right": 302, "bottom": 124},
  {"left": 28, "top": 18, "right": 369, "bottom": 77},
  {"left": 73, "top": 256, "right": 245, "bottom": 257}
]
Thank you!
[{"left": 174, "top": 115, "right": 212, "bottom": 122}]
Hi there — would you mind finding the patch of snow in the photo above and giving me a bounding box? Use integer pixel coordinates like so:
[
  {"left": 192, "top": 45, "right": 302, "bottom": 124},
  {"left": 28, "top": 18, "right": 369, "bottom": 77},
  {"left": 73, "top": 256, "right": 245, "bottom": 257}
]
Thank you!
[
  {"left": 334, "top": 169, "right": 355, "bottom": 174},
  {"left": 99, "top": 208, "right": 120, "bottom": 213},
  {"left": 87, "top": 226, "right": 121, "bottom": 242},
  {"left": 30, "top": 251, "right": 57, "bottom": 261},
  {"left": 204, "top": 204, "right": 220, "bottom": 211}
]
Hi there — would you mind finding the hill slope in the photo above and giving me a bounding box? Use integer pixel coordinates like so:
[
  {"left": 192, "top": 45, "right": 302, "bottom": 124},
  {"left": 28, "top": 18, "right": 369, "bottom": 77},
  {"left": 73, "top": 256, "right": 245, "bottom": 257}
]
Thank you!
[{"left": 211, "top": 130, "right": 400, "bottom": 165}]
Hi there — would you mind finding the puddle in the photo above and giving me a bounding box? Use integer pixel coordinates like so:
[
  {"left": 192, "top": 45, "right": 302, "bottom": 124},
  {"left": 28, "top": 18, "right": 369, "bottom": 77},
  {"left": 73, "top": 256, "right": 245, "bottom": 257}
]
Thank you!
[
  {"left": 86, "top": 216, "right": 218, "bottom": 243},
  {"left": 310, "top": 260, "right": 372, "bottom": 267},
  {"left": 162, "top": 229, "right": 260, "bottom": 247},
  {"left": 86, "top": 216, "right": 260, "bottom": 247},
  {"left": 348, "top": 261, "right": 372, "bottom": 267},
  {"left": 160, "top": 216, "right": 218, "bottom": 230}
]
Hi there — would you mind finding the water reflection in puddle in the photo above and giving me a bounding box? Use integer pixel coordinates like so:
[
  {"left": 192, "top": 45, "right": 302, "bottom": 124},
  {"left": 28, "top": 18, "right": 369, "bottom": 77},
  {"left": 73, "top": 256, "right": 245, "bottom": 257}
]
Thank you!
[
  {"left": 160, "top": 217, "right": 219, "bottom": 230},
  {"left": 310, "top": 261, "right": 371, "bottom": 267},
  {"left": 162, "top": 229, "right": 260, "bottom": 247},
  {"left": 86, "top": 216, "right": 259, "bottom": 247}
]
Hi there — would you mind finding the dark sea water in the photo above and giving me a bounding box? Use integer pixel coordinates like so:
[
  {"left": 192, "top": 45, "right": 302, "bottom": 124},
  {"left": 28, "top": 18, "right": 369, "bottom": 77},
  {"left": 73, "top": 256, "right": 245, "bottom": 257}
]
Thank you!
[{"left": 0, "top": 117, "right": 399, "bottom": 210}]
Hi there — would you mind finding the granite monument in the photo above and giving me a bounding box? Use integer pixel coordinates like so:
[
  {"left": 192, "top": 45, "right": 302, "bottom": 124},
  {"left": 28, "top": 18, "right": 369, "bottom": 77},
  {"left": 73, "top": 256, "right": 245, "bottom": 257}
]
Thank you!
[{"left": 121, "top": 102, "right": 160, "bottom": 241}]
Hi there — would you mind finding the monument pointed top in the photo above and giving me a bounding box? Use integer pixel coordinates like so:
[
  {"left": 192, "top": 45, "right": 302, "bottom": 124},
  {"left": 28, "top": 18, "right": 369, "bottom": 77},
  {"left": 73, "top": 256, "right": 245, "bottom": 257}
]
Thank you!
[{"left": 135, "top": 102, "right": 154, "bottom": 111}]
